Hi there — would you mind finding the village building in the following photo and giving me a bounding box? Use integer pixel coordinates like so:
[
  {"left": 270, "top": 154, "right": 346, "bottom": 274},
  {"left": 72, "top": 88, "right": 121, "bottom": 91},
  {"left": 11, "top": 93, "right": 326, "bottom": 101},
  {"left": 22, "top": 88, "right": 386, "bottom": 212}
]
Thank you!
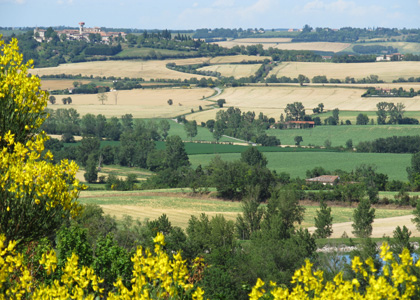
[
  {"left": 34, "top": 22, "right": 126, "bottom": 44},
  {"left": 284, "top": 121, "right": 315, "bottom": 129}
]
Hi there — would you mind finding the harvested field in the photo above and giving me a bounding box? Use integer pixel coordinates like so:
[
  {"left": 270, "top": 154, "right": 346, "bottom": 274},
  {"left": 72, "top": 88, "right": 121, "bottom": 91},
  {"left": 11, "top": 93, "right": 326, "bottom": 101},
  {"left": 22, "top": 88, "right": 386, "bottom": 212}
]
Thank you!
[
  {"left": 41, "top": 79, "right": 91, "bottom": 90},
  {"left": 214, "top": 40, "right": 350, "bottom": 52},
  {"left": 197, "top": 64, "right": 261, "bottom": 78},
  {"left": 31, "top": 60, "right": 213, "bottom": 81},
  {"left": 187, "top": 86, "right": 420, "bottom": 122},
  {"left": 269, "top": 61, "right": 420, "bottom": 82},
  {"left": 31, "top": 56, "right": 270, "bottom": 81},
  {"left": 47, "top": 87, "right": 214, "bottom": 118}
]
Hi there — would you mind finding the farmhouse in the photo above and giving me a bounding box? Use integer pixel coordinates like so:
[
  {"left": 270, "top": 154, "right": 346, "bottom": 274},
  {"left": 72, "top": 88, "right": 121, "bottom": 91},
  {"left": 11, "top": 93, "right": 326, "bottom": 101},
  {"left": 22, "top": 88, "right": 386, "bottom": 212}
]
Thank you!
[
  {"left": 284, "top": 121, "right": 315, "bottom": 129},
  {"left": 306, "top": 175, "right": 340, "bottom": 186}
]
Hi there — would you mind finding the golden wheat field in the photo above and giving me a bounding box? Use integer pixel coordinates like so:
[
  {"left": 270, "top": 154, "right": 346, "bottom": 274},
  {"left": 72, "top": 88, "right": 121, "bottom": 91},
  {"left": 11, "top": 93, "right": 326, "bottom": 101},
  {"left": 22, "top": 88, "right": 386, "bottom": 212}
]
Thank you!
[
  {"left": 31, "top": 56, "right": 270, "bottom": 81},
  {"left": 30, "top": 60, "right": 212, "bottom": 81},
  {"left": 47, "top": 87, "right": 214, "bottom": 118},
  {"left": 197, "top": 64, "right": 262, "bottom": 78},
  {"left": 214, "top": 40, "right": 350, "bottom": 52},
  {"left": 270, "top": 61, "right": 420, "bottom": 82},
  {"left": 186, "top": 86, "right": 420, "bottom": 122}
]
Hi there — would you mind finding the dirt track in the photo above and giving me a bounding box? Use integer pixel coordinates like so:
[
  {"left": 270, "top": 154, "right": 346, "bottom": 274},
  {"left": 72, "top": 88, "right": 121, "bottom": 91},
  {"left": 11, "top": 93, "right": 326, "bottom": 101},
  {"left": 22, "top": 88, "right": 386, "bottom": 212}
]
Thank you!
[{"left": 308, "top": 215, "right": 420, "bottom": 238}]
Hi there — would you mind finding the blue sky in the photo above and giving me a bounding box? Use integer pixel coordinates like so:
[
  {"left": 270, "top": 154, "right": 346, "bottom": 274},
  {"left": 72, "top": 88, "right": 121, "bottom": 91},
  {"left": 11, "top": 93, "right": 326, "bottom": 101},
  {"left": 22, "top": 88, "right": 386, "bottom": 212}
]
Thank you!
[{"left": 1, "top": 0, "right": 419, "bottom": 30}]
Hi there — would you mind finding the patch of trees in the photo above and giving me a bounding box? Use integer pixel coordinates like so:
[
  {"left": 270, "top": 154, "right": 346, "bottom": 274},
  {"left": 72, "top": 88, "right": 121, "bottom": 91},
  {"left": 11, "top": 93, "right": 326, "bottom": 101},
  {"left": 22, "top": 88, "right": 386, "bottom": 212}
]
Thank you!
[
  {"left": 71, "top": 83, "right": 110, "bottom": 94},
  {"left": 207, "top": 107, "right": 280, "bottom": 146},
  {"left": 332, "top": 54, "right": 376, "bottom": 63},
  {"left": 393, "top": 76, "right": 420, "bottom": 83},
  {"left": 363, "top": 87, "right": 418, "bottom": 98},
  {"left": 375, "top": 102, "right": 406, "bottom": 124},
  {"left": 84, "top": 44, "right": 122, "bottom": 56},
  {"left": 356, "top": 136, "right": 420, "bottom": 154},
  {"left": 292, "top": 26, "right": 401, "bottom": 43},
  {"left": 353, "top": 45, "right": 398, "bottom": 54}
]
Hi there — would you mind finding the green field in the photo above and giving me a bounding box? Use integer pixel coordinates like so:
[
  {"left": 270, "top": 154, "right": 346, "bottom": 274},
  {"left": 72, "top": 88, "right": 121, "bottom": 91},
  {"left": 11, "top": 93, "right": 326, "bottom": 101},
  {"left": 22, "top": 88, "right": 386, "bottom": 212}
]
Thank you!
[
  {"left": 116, "top": 46, "right": 198, "bottom": 58},
  {"left": 189, "top": 152, "right": 411, "bottom": 181},
  {"left": 266, "top": 124, "right": 420, "bottom": 147}
]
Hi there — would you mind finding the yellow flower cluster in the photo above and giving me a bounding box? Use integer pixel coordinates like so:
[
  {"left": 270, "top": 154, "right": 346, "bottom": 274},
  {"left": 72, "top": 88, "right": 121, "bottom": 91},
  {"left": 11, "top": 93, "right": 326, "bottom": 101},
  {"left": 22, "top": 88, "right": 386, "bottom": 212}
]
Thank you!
[
  {"left": 1, "top": 131, "right": 83, "bottom": 218},
  {"left": 249, "top": 242, "right": 420, "bottom": 300},
  {"left": 0, "top": 35, "right": 83, "bottom": 244},
  {"left": 0, "top": 234, "right": 103, "bottom": 300},
  {"left": 108, "top": 232, "right": 204, "bottom": 300},
  {"left": 0, "top": 36, "right": 48, "bottom": 140},
  {"left": 0, "top": 233, "right": 205, "bottom": 300}
]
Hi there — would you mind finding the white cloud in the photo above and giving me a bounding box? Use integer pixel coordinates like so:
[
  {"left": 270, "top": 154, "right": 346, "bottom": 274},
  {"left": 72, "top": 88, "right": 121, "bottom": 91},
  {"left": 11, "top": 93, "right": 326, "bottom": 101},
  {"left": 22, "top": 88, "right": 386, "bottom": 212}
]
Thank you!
[
  {"left": 193, "top": 2, "right": 199, "bottom": 7},
  {"left": 57, "top": 0, "right": 73, "bottom": 4}
]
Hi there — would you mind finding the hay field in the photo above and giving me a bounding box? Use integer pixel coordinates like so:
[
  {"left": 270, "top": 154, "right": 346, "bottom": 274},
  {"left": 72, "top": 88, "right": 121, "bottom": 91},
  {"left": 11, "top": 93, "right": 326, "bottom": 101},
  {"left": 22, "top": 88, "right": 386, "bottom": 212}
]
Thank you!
[
  {"left": 269, "top": 61, "right": 420, "bottom": 82},
  {"left": 197, "top": 64, "right": 261, "bottom": 78},
  {"left": 214, "top": 40, "right": 350, "bottom": 52},
  {"left": 47, "top": 87, "right": 214, "bottom": 118},
  {"left": 31, "top": 56, "right": 270, "bottom": 80},
  {"left": 30, "top": 60, "right": 213, "bottom": 81},
  {"left": 187, "top": 86, "right": 420, "bottom": 122},
  {"left": 41, "top": 79, "right": 91, "bottom": 90}
]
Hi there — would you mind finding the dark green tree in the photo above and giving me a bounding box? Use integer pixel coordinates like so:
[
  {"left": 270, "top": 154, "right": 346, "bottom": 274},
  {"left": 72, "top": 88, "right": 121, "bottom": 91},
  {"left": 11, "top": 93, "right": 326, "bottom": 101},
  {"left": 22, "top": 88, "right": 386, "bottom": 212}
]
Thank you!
[
  {"left": 294, "top": 136, "right": 303, "bottom": 146},
  {"left": 314, "top": 200, "right": 333, "bottom": 238},
  {"left": 184, "top": 120, "right": 198, "bottom": 141},
  {"left": 164, "top": 135, "right": 190, "bottom": 170},
  {"left": 332, "top": 108, "right": 340, "bottom": 124},
  {"left": 159, "top": 119, "right": 171, "bottom": 140},
  {"left": 84, "top": 154, "right": 98, "bottom": 183},
  {"left": 356, "top": 113, "right": 369, "bottom": 125},
  {"left": 352, "top": 199, "right": 375, "bottom": 238},
  {"left": 285, "top": 102, "right": 305, "bottom": 121},
  {"left": 240, "top": 147, "right": 268, "bottom": 167}
]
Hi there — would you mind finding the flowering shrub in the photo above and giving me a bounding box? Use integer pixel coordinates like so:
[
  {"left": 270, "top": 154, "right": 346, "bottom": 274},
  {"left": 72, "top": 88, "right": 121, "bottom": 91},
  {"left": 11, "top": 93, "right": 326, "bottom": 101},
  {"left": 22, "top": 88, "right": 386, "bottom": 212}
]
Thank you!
[
  {"left": 249, "top": 242, "right": 420, "bottom": 300},
  {"left": 0, "top": 233, "right": 204, "bottom": 300},
  {"left": 0, "top": 36, "right": 83, "bottom": 245}
]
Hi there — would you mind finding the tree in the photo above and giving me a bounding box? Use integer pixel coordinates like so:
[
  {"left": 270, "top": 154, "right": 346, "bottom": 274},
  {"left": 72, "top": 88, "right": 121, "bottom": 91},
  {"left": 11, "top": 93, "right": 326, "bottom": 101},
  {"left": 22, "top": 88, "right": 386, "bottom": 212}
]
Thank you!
[
  {"left": 98, "top": 89, "right": 108, "bottom": 105},
  {"left": 407, "top": 151, "right": 420, "bottom": 184},
  {"left": 84, "top": 154, "right": 98, "bottom": 183},
  {"left": 356, "top": 113, "right": 369, "bottom": 125},
  {"left": 49, "top": 95, "right": 56, "bottom": 104},
  {"left": 318, "top": 103, "right": 324, "bottom": 113},
  {"left": 167, "top": 99, "right": 173, "bottom": 105},
  {"left": 0, "top": 37, "right": 83, "bottom": 246},
  {"left": 346, "top": 139, "right": 353, "bottom": 149},
  {"left": 236, "top": 188, "right": 264, "bottom": 240},
  {"left": 352, "top": 198, "right": 375, "bottom": 238},
  {"left": 332, "top": 108, "right": 340, "bottom": 124},
  {"left": 184, "top": 120, "right": 198, "bottom": 141},
  {"left": 240, "top": 147, "right": 267, "bottom": 167},
  {"left": 411, "top": 200, "right": 420, "bottom": 231},
  {"left": 285, "top": 102, "right": 305, "bottom": 121},
  {"left": 376, "top": 102, "right": 388, "bottom": 124},
  {"left": 164, "top": 135, "right": 190, "bottom": 170},
  {"left": 217, "top": 99, "right": 226, "bottom": 108},
  {"left": 213, "top": 120, "right": 225, "bottom": 142},
  {"left": 80, "top": 113, "right": 97, "bottom": 137},
  {"left": 314, "top": 200, "right": 333, "bottom": 238},
  {"left": 294, "top": 136, "right": 303, "bottom": 146},
  {"left": 159, "top": 119, "right": 170, "bottom": 140},
  {"left": 62, "top": 97, "right": 68, "bottom": 105},
  {"left": 297, "top": 74, "right": 309, "bottom": 86}
]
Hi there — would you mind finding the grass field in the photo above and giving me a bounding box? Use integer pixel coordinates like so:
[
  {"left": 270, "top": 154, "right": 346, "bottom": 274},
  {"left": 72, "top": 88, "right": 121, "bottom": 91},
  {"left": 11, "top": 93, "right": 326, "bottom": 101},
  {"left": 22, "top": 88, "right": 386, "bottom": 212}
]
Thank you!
[
  {"left": 197, "top": 64, "right": 262, "bottom": 78},
  {"left": 187, "top": 86, "right": 420, "bottom": 122},
  {"left": 46, "top": 87, "right": 215, "bottom": 118},
  {"left": 116, "top": 46, "right": 199, "bottom": 58},
  {"left": 269, "top": 61, "right": 420, "bottom": 82},
  {"left": 188, "top": 152, "right": 411, "bottom": 181},
  {"left": 266, "top": 124, "right": 420, "bottom": 147},
  {"left": 78, "top": 190, "right": 412, "bottom": 229}
]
